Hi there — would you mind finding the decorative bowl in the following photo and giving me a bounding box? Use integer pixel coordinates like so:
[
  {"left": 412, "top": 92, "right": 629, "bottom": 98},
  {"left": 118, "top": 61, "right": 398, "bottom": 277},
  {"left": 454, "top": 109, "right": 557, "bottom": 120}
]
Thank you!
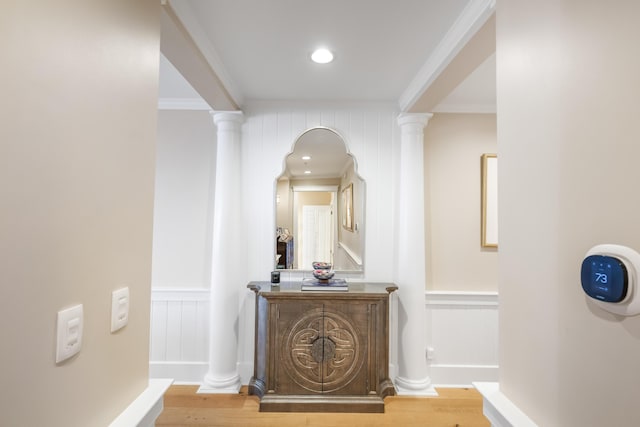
[
  {"left": 312, "top": 269, "right": 335, "bottom": 281},
  {"left": 312, "top": 262, "right": 332, "bottom": 270}
]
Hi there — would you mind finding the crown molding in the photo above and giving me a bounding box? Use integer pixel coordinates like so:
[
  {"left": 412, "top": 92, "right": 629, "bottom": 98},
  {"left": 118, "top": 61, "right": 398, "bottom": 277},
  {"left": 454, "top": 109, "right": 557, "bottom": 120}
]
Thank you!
[
  {"left": 432, "top": 103, "right": 496, "bottom": 114},
  {"left": 158, "top": 98, "right": 212, "bottom": 110},
  {"left": 398, "top": 0, "right": 496, "bottom": 112},
  {"left": 242, "top": 99, "right": 398, "bottom": 114}
]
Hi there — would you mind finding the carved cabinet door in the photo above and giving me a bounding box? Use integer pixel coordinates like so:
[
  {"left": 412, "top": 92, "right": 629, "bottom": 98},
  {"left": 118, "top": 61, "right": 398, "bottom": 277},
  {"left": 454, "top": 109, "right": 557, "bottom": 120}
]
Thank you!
[{"left": 274, "top": 300, "right": 371, "bottom": 396}]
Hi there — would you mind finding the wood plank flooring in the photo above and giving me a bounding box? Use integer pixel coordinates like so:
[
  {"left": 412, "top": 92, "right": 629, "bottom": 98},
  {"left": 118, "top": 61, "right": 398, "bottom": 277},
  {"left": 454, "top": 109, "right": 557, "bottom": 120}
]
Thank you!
[{"left": 157, "top": 385, "right": 490, "bottom": 427}]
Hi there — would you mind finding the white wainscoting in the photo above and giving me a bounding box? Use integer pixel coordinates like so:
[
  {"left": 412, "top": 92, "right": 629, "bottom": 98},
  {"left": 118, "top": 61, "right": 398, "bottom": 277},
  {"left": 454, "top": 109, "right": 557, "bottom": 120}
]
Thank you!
[
  {"left": 149, "top": 288, "right": 210, "bottom": 384},
  {"left": 426, "top": 291, "right": 499, "bottom": 387},
  {"left": 149, "top": 288, "right": 498, "bottom": 387}
]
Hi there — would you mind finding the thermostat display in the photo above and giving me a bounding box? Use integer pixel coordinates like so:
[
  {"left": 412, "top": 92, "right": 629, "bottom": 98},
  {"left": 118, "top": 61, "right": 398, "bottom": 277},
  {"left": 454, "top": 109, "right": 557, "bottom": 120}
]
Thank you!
[
  {"left": 581, "top": 244, "right": 640, "bottom": 316},
  {"left": 581, "top": 255, "right": 628, "bottom": 302}
]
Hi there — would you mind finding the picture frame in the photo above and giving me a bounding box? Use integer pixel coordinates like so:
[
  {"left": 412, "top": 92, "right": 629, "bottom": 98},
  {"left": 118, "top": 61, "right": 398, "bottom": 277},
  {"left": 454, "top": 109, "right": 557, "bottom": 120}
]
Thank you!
[
  {"left": 481, "top": 154, "right": 498, "bottom": 248},
  {"left": 341, "top": 183, "right": 354, "bottom": 232}
]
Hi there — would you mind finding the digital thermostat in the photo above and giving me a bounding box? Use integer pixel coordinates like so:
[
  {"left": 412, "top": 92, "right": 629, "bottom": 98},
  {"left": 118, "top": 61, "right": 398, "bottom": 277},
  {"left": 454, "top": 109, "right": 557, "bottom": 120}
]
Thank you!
[
  {"left": 581, "top": 254, "right": 628, "bottom": 302},
  {"left": 581, "top": 244, "right": 640, "bottom": 316}
]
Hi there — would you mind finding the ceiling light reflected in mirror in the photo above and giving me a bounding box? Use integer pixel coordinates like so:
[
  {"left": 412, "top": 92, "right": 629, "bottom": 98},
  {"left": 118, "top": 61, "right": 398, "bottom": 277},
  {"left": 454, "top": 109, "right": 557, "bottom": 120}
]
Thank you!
[{"left": 311, "top": 48, "right": 334, "bottom": 64}]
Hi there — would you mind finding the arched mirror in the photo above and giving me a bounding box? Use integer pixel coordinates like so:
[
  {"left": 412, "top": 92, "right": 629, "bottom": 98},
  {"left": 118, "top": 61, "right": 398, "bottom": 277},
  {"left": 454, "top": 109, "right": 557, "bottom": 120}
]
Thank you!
[{"left": 275, "top": 127, "right": 365, "bottom": 272}]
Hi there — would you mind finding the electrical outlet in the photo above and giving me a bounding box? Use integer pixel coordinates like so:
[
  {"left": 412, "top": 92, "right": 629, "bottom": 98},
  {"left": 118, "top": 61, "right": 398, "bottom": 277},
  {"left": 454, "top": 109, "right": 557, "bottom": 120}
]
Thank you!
[
  {"left": 111, "top": 287, "right": 129, "bottom": 332},
  {"left": 426, "top": 346, "right": 435, "bottom": 360},
  {"left": 56, "top": 304, "right": 83, "bottom": 363}
]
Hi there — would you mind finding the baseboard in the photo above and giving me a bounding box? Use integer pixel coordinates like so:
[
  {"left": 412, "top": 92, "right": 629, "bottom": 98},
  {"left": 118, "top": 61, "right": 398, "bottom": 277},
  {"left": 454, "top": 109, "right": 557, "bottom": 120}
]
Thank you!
[
  {"left": 149, "top": 361, "right": 208, "bottom": 384},
  {"left": 389, "top": 363, "right": 398, "bottom": 381},
  {"left": 473, "top": 382, "right": 538, "bottom": 427},
  {"left": 109, "top": 378, "right": 173, "bottom": 427},
  {"left": 431, "top": 364, "right": 499, "bottom": 387},
  {"left": 394, "top": 376, "right": 438, "bottom": 396},
  {"left": 238, "top": 361, "right": 254, "bottom": 385}
]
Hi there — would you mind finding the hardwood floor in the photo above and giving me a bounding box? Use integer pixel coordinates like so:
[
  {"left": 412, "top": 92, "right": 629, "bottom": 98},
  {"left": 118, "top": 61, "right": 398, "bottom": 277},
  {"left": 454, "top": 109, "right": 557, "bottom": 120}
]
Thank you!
[{"left": 157, "top": 385, "right": 490, "bottom": 427}]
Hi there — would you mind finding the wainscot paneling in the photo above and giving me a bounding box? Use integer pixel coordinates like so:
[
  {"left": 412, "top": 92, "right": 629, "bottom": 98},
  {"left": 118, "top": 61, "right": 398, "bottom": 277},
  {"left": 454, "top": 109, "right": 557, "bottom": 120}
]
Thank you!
[
  {"left": 426, "top": 291, "right": 499, "bottom": 386},
  {"left": 149, "top": 288, "right": 210, "bottom": 383},
  {"left": 149, "top": 288, "right": 498, "bottom": 388}
]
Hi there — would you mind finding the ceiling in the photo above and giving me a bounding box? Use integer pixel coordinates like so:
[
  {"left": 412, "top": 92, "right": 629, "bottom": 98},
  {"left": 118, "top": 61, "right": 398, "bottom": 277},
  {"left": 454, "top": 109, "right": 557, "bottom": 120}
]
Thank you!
[
  {"left": 284, "top": 128, "right": 352, "bottom": 179},
  {"left": 158, "top": 1, "right": 496, "bottom": 179},
  {"left": 159, "top": 0, "right": 496, "bottom": 112}
]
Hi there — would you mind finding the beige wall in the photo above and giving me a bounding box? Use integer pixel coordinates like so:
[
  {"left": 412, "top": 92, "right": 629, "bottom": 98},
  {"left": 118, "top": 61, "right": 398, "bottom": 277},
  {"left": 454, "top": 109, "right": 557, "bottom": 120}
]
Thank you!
[
  {"left": 0, "top": 1, "right": 159, "bottom": 426},
  {"left": 424, "top": 113, "right": 498, "bottom": 291},
  {"left": 498, "top": 1, "right": 640, "bottom": 425},
  {"left": 153, "top": 110, "right": 216, "bottom": 288},
  {"left": 297, "top": 191, "right": 333, "bottom": 208}
]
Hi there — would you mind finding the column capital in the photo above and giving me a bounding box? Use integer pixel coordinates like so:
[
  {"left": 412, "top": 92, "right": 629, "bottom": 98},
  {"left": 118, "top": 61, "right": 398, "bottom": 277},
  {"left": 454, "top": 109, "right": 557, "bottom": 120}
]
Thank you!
[
  {"left": 397, "top": 112, "right": 433, "bottom": 129},
  {"left": 211, "top": 110, "right": 244, "bottom": 126}
]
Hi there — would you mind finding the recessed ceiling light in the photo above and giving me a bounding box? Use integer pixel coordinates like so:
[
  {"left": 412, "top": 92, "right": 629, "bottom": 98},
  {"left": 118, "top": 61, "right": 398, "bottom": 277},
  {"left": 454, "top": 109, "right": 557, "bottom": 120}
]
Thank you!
[
  {"left": 311, "top": 48, "right": 334, "bottom": 64},
  {"left": 304, "top": 170, "right": 312, "bottom": 174},
  {"left": 302, "top": 155, "right": 311, "bottom": 160}
]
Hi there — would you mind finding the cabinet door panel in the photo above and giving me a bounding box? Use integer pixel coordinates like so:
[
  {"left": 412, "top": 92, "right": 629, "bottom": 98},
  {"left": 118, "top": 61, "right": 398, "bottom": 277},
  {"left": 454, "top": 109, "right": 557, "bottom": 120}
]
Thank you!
[
  {"left": 321, "top": 302, "right": 369, "bottom": 395},
  {"left": 275, "top": 302, "right": 322, "bottom": 394},
  {"left": 275, "top": 299, "right": 373, "bottom": 395}
]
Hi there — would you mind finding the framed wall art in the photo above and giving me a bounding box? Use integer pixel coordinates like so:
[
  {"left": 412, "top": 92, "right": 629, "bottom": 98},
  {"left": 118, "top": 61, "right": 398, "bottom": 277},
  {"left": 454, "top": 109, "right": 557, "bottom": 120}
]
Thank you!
[
  {"left": 341, "top": 183, "right": 354, "bottom": 232},
  {"left": 481, "top": 154, "right": 498, "bottom": 248}
]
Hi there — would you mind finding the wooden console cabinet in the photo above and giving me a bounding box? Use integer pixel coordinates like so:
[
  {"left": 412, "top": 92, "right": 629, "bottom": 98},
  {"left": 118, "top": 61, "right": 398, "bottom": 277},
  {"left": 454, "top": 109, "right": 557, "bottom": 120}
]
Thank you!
[{"left": 247, "top": 281, "right": 398, "bottom": 413}]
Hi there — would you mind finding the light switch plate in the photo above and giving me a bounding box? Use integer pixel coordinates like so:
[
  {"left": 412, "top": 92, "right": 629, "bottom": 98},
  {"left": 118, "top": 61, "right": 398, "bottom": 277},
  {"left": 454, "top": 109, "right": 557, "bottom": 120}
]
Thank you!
[
  {"left": 111, "top": 287, "right": 129, "bottom": 332},
  {"left": 56, "top": 304, "right": 83, "bottom": 363}
]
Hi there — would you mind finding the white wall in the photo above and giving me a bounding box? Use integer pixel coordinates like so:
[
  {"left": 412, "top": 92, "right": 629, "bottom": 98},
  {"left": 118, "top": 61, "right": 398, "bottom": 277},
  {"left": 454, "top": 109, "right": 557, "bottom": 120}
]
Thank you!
[
  {"left": 424, "top": 113, "right": 498, "bottom": 291},
  {"left": 153, "top": 110, "right": 216, "bottom": 289},
  {"left": 0, "top": 1, "right": 160, "bottom": 426},
  {"left": 498, "top": 1, "right": 640, "bottom": 425},
  {"left": 241, "top": 103, "right": 400, "bottom": 283}
]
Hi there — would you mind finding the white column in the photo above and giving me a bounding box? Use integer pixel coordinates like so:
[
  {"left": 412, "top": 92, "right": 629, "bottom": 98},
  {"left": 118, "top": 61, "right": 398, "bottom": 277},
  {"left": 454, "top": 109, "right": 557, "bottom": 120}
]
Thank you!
[
  {"left": 394, "top": 112, "right": 436, "bottom": 396},
  {"left": 199, "top": 111, "right": 244, "bottom": 394}
]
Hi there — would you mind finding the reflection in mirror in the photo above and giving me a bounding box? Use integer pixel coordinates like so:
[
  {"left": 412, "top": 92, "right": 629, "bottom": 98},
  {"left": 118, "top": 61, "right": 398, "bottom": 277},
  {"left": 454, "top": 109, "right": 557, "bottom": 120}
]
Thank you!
[{"left": 275, "top": 128, "right": 364, "bottom": 272}]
